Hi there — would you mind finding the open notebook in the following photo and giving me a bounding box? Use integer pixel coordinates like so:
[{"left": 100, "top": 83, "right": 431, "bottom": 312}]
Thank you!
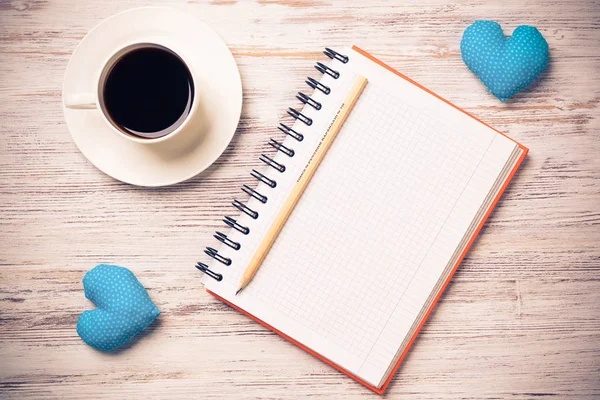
[{"left": 198, "top": 46, "right": 527, "bottom": 394}]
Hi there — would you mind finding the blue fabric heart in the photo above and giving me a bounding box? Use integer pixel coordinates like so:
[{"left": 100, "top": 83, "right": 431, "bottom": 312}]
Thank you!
[
  {"left": 460, "top": 20, "right": 549, "bottom": 101},
  {"left": 77, "top": 264, "right": 160, "bottom": 351}
]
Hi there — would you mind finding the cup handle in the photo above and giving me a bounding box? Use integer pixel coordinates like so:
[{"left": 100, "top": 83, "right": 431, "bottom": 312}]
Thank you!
[{"left": 64, "top": 93, "right": 97, "bottom": 110}]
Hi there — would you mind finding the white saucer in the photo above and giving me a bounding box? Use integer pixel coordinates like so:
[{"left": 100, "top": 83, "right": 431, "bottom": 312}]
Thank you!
[{"left": 62, "top": 7, "right": 242, "bottom": 186}]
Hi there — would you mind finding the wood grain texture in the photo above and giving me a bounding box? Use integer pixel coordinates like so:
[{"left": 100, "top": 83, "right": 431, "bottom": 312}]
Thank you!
[{"left": 0, "top": 0, "right": 599, "bottom": 398}]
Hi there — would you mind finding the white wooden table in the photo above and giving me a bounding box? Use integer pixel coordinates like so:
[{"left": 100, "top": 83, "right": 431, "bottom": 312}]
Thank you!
[{"left": 1, "top": 1, "right": 599, "bottom": 398}]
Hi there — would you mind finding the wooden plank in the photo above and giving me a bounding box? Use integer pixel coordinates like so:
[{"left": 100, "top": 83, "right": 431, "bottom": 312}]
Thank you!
[{"left": 1, "top": 0, "right": 599, "bottom": 398}]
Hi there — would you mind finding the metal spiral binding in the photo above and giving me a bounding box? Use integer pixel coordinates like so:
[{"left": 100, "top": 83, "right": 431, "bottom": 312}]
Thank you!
[
  {"left": 315, "top": 62, "right": 340, "bottom": 79},
  {"left": 214, "top": 231, "right": 241, "bottom": 250},
  {"left": 279, "top": 123, "right": 303, "bottom": 142},
  {"left": 233, "top": 199, "right": 259, "bottom": 219},
  {"left": 195, "top": 262, "right": 222, "bottom": 281},
  {"left": 260, "top": 154, "right": 286, "bottom": 172},
  {"left": 205, "top": 247, "right": 231, "bottom": 266},
  {"left": 287, "top": 108, "right": 312, "bottom": 126},
  {"left": 242, "top": 184, "right": 268, "bottom": 204},
  {"left": 297, "top": 93, "right": 322, "bottom": 110},
  {"left": 223, "top": 216, "right": 249, "bottom": 234},
  {"left": 196, "top": 48, "right": 349, "bottom": 281},
  {"left": 251, "top": 169, "right": 277, "bottom": 188},
  {"left": 324, "top": 47, "right": 349, "bottom": 63},
  {"left": 269, "top": 138, "right": 295, "bottom": 157},
  {"left": 306, "top": 77, "right": 330, "bottom": 95}
]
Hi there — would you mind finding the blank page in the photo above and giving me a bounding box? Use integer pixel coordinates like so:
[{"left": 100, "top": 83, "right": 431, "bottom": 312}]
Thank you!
[{"left": 204, "top": 47, "right": 518, "bottom": 387}]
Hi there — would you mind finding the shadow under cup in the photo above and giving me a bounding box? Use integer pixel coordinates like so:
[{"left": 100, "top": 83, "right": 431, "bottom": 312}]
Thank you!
[{"left": 99, "top": 44, "right": 195, "bottom": 140}]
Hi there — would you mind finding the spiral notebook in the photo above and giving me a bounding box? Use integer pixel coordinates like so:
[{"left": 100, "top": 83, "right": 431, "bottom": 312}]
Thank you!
[{"left": 197, "top": 46, "right": 528, "bottom": 394}]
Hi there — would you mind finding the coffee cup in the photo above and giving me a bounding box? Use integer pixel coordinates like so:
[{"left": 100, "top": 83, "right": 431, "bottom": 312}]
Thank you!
[{"left": 64, "top": 42, "right": 198, "bottom": 144}]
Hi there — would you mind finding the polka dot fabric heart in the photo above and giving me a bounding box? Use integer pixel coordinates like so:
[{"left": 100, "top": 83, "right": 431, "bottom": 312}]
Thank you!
[
  {"left": 77, "top": 264, "right": 160, "bottom": 351},
  {"left": 461, "top": 20, "right": 549, "bottom": 101}
]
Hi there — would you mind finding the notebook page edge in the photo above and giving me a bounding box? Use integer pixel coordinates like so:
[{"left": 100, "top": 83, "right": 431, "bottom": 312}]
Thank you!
[
  {"left": 344, "top": 47, "right": 527, "bottom": 387},
  {"left": 352, "top": 133, "right": 518, "bottom": 385},
  {"left": 377, "top": 142, "right": 523, "bottom": 388}
]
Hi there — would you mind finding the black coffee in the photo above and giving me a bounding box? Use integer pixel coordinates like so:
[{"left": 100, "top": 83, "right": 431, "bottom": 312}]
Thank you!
[{"left": 103, "top": 46, "right": 194, "bottom": 139}]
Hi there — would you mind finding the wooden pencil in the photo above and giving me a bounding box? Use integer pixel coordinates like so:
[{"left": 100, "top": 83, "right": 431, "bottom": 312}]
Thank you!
[{"left": 236, "top": 75, "right": 368, "bottom": 295}]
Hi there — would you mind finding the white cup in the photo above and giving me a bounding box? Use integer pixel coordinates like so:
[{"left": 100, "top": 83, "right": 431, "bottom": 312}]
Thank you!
[{"left": 64, "top": 42, "right": 200, "bottom": 145}]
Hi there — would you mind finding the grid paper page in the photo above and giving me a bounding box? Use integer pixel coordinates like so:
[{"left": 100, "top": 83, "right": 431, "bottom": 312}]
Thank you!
[{"left": 204, "top": 48, "right": 517, "bottom": 386}]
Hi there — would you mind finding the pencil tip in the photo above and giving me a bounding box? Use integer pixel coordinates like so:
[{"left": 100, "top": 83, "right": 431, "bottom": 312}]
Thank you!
[{"left": 235, "top": 288, "right": 242, "bottom": 296}]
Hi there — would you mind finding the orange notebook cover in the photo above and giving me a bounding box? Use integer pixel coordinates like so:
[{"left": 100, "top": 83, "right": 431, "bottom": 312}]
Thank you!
[{"left": 205, "top": 46, "right": 528, "bottom": 395}]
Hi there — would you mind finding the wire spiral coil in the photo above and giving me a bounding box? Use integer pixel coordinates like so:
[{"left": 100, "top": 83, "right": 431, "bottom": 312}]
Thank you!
[{"left": 197, "top": 48, "right": 348, "bottom": 279}]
